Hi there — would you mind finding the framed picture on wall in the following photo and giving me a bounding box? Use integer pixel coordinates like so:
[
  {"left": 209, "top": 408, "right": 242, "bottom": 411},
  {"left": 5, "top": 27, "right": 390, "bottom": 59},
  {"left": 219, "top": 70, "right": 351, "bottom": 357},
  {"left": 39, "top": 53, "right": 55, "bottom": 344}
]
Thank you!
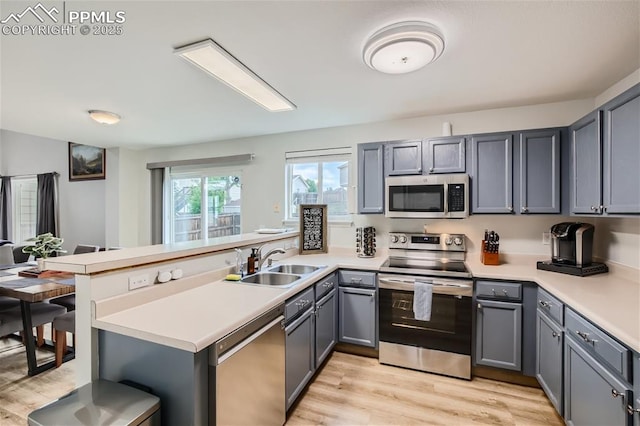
[{"left": 68, "top": 142, "right": 106, "bottom": 181}]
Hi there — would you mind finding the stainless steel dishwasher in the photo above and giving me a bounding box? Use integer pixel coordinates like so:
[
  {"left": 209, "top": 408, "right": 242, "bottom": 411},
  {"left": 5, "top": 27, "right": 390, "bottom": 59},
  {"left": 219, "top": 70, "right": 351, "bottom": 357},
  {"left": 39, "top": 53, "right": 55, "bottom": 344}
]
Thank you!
[{"left": 209, "top": 304, "right": 285, "bottom": 426}]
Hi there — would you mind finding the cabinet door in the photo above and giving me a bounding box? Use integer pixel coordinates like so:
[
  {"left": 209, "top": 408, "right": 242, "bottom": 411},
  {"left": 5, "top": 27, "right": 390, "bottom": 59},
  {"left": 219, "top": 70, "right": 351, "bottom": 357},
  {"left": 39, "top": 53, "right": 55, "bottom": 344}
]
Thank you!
[
  {"left": 536, "top": 310, "right": 563, "bottom": 416},
  {"left": 476, "top": 299, "right": 522, "bottom": 371},
  {"left": 602, "top": 84, "right": 640, "bottom": 214},
  {"left": 570, "top": 111, "right": 603, "bottom": 215},
  {"left": 633, "top": 353, "right": 640, "bottom": 426},
  {"left": 357, "top": 142, "right": 385, "bottom": 214},
  {"left": 315, "top": 289, "right": 337, "bottom": 367},
  {"left": 385, "top": 140, "right": 423, "bottom": 175},
  {"left": 519, "top": 129, "right": 561, "bottom": 214},
  {"left": 471, "top": 133, "right": 514, "bottom": 213},
  {"left": 423, "top": 136, "right": 466, "bottom": 174},
  {"left": 285, "top": 308, "right": 315, "bottom": 410},
  {"left": 339, "top": 287, "right": 376, "bottom": 348},
  {"left": 564, "top": 336, "right": 631, "bottom": 426}
]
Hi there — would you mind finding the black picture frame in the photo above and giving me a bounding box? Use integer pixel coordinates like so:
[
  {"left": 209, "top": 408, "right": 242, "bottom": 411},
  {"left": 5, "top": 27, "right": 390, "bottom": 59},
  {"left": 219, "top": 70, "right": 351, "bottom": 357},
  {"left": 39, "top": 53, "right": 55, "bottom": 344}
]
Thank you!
[
  {"left": 299, "top": 204, "right": 328, "bottom": 254},
  {"left": 68, "top": 142, "right": 106, "bottom": 181}
]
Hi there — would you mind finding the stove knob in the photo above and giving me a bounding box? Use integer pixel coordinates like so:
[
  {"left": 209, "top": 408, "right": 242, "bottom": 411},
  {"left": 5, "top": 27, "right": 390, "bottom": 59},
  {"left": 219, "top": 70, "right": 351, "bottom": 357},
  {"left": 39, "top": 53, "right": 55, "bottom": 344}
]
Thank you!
[
  {"left": 445, "top": 237, "right": 453, "bottom": 245},
  {"left": 399, "top": 235, "right": 407, "bottom": 244},
  {"left": 453, "top": 237, "right": 463, "bottom": 246},
  {"left": 390, "top": 235, "right": 399, "bottom": 244}
]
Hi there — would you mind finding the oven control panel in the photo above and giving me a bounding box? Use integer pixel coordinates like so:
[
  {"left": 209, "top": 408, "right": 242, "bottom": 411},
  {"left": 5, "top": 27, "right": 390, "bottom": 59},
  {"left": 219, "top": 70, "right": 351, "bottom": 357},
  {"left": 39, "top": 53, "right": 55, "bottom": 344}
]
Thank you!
[{"left": 389, "top": 233, "right": 466, "bottom": 251}]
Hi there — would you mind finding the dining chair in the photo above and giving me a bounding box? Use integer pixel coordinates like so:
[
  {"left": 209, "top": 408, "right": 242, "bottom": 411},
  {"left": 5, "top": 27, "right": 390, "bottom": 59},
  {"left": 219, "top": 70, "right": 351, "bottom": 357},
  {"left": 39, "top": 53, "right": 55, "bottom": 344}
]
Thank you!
[
  {"left": 52, "top": 311, "right": 75, "bottom": 367},
  {"left": 73, "top": 244, "right": 100, "bottom": 254},
  {"left": 12, "top": 245, "right": 31, "bottom": 264},
  {"left": 0, "top": 245, "right": 15, "bottom": 265},
  {"left": 0, "top": 303, "right": 66, "bottom": 345}
]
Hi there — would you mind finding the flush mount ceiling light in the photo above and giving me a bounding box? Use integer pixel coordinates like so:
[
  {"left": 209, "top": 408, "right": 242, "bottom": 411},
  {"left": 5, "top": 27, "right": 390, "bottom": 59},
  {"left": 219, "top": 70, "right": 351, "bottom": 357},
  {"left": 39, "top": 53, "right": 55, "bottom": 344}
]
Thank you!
[
  {"left": 174, "top": 39, "right": 296, "bottom": 112},
  {"left": 363, "top": 21, "right": 445, "bottom": 74},
  {"left": 88, "top": 110, "right": 121, "bottom": 125}
]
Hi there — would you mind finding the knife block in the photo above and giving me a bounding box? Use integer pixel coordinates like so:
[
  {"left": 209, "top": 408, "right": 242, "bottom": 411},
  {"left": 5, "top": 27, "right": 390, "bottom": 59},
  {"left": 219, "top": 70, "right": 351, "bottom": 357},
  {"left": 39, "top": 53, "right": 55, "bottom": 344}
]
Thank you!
[{"left": 481, "top": 241, "right": 500, "bottom": 265}]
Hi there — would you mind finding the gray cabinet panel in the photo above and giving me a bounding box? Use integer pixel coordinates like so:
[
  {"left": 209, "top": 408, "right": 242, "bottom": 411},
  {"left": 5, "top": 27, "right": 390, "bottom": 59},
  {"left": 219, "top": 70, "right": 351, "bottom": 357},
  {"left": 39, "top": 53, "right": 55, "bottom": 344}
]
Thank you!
[
  {"left": 536, "top": 310, "right": 563, "bottom": 416},
  {"left": 633, "top": 353, "right": 640, "bottom": 426},
  {"left": 564, "top": 336, "right": 631, "bottom": 426},
  {"left": 339, "top": 286, "right": 376, "bottom": 348},
  {"left": 385, "top": 140, "right": 423, "bottom": 175},
  {"left": 357, "top": 142, "right": 385, "bottom": 214},
  {"left": 471, "top": 133, "right": 514, "bottom": 213},
  {"left": 285, "top": 308, "right": 315, "bottom": 410},
  {"left": 315, "top": 289, "right": 337, "bottom": 367},
  {"left": 519, "top": 129, "right": 561, "bottom": 213},
  {"left": 476, "top": 299, "right": 522, "bottom": 371},
  {"left": 603, "top": 84, "right": 640, "bottom": 214},
  {"left": 570, "top": 111, "right": 603, "bottom": 214},
  {"left": 424, "top": 136, "right": 466, "bottom": 174}
]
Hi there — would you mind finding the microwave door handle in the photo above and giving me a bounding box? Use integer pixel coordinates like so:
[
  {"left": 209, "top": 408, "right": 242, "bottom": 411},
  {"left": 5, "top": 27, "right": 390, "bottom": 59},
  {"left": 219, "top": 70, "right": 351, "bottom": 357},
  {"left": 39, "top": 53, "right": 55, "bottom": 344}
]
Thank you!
[{"left": 443, "top": 183, "right": 449, "bottom": 215}]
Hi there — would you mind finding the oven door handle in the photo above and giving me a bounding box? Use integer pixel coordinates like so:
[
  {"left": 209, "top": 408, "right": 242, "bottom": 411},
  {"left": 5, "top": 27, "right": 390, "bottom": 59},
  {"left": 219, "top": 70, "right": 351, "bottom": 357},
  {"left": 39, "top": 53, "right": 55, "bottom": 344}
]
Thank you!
[
  {"left": 379, "top": 277, "right": 473, "bottom": 296},
  {"left": 379, "top": 277, "right": 418, "bottom": 291}
]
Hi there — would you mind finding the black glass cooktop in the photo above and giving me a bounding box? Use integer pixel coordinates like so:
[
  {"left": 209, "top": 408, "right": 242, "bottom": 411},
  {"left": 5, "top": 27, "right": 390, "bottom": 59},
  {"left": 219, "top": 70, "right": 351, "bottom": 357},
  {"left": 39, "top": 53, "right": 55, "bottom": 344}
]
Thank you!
[{"left": 384, "top": 258, "right": 470, "bottom": 275}]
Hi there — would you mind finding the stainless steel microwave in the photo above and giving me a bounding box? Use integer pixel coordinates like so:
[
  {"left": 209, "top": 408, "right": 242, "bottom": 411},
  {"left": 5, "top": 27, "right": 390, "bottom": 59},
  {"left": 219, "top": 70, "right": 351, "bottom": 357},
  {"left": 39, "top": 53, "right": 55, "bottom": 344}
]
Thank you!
[{"left": 385, "top": 174, "right": 469, "bottom": 218}]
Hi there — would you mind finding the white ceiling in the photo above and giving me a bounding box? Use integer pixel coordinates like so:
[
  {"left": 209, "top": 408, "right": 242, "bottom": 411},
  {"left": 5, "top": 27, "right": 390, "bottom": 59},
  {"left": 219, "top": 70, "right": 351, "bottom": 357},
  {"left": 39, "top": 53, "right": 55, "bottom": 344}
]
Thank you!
[{"left": 0, "top": 1, "right": 638, "bottom": 149}]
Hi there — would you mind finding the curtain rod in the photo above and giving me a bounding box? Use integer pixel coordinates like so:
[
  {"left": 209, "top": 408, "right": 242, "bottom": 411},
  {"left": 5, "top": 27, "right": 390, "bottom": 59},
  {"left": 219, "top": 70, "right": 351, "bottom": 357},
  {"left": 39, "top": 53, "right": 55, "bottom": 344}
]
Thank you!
[{"left": 0, "top": 172, "right": 59, "bottom": 178}]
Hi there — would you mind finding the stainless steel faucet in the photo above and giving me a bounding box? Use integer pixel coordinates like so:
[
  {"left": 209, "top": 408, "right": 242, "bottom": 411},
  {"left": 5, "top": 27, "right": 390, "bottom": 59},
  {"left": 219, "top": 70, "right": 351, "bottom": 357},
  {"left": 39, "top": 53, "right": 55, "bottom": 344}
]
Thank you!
[{"left": 256, "top": 245, "right": 286, "bottom": 270}]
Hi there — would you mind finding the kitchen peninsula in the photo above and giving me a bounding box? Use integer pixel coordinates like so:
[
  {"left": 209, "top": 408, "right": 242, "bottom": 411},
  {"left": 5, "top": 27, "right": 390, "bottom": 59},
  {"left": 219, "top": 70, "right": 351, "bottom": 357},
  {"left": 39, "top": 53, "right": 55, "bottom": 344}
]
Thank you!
[{"left": 40, "top": 231, "right": 640, "bottom": 425}]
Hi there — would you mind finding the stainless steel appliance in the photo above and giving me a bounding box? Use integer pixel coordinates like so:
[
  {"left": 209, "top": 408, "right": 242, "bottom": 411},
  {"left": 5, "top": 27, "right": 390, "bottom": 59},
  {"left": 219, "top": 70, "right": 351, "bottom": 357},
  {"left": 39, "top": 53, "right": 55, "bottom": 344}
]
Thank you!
[
  {"left": 379, "top": 232, "right": 473, "bottom": 380},
  {"left": 210, "top": 305, "right": 285, "bottom": 426},
  {"left": 385, "top": 174, "right": 469, "bottom": 219}
]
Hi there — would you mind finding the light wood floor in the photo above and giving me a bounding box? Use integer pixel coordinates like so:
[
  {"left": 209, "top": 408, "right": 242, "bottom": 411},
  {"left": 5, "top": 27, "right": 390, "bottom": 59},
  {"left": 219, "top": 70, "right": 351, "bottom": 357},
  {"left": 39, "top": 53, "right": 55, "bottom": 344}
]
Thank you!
[{"left": 1, "top": 339, "right": 563, "bottom": 426}]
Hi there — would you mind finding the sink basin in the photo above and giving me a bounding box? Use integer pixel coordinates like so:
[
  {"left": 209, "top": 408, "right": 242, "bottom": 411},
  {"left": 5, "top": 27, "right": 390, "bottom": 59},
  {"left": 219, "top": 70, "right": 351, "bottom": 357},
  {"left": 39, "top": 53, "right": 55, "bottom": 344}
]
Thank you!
[
  {"left": 268, "top": 264, "right": 322, "bottom": 275},
  {"left": 240, "top": 272, "right": 301, "bottom": 286}
]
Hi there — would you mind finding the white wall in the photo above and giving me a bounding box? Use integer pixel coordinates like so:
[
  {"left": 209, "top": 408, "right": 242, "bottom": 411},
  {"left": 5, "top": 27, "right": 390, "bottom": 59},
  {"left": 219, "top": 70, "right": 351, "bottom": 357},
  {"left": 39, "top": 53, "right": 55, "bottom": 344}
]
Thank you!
[{"left": 0, "top": 129, "right": 106, "bottom": 253}]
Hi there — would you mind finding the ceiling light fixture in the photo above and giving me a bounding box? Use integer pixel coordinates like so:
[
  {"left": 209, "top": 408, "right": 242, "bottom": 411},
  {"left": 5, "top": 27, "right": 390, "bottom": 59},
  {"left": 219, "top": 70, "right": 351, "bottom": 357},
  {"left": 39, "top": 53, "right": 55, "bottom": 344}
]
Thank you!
[
  {"left": 174, "top": 39, "right": 296, "bottom": 112},
  {"left": 363, "top": 21, "right": 445, "bottom": 74},
  {"left": 88, "top": 110, "right": 121, "bottom": 125}
]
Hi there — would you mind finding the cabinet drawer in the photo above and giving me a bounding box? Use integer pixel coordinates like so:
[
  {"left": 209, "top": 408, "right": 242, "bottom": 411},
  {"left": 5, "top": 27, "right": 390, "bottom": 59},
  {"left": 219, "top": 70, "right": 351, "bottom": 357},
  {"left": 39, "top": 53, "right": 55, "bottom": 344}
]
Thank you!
[
  {"left": 476, "top": 280, "right": 522, "bottom": 301},
  {"left": 565, "top": 308, "right": 630, "bottom": 381},
  {"left": 285, "top": 287, "right": 315, "bottom": 322},
  {"left": 537, "top": 287, "right": 564, "bottom": 325},
  {"left": 315, "top": 273, "right": 337, "bottom": 301},
  {"left": 338, "top": 270, "right": 376, "bottom": 288}
]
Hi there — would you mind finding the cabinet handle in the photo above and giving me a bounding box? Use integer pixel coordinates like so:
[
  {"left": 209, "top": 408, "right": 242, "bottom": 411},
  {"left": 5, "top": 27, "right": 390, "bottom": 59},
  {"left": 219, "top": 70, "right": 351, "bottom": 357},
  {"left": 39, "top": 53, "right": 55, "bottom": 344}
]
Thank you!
[
  {"left": 599, "top": 205, "right": 604, "bottom": 213},
  {"left": 590, "top": 205, "right": 597, "bottom": 211},
  {"left": 477, "top": 303, "right": 483, "bottom": 310},
  {"left": 603, "top": 206, "right": 608, "bottom": 213},
  {"left": 521, "top": 206, "right": 529, "bottom": 213},
  {"left": 551, "top": 331, "right": 559, "bottom": 338},
  {"left": 539, "top": 300, "right": 551, "bottom": 308},
  {"left": 627, "top": 405, "right": 640, "bottom": 415},
  {"left": 502, "top": 289, "right": 508, "bottom": 296},
  {"left": 611, "top": 389, "right": 624, "bottom": 400},
  {"left": 576, "top": 330, "right": 598, "bottom": 345},
  {"left": 491, "top": 288, "right": 496, "bottom": 295},
  {"left": 323, "top": 282, "right": 333, "bottom": 288},
  {"left": 429, "top": 167, "right": 434, "bottom": 172},
  {"left": 350, "top": 277, "right": 363, "bottom": 283},
  {"left": 418, "top": 167, "right": 422, "bottom": 173},
  {"left": 508, "top": 206, "right": 514, "bottom": 213}
]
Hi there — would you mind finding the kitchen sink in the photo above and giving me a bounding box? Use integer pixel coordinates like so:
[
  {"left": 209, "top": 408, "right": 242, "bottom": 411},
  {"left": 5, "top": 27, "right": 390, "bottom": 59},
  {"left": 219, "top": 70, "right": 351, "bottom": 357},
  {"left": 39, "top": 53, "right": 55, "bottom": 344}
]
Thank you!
[
  {"left": 268, "top": 264, "right": 322, "bottom": 275},
  {"left": 240, "top": 272, "right": 301, "bottom": 286}
]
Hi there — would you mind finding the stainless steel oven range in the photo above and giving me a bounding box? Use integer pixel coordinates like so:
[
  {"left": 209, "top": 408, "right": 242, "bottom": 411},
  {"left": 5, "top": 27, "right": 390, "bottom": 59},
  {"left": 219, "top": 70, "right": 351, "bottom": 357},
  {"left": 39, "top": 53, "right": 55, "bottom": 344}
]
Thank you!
[{"left": 379, "top": 232, "right": 472, "bottom": 380}]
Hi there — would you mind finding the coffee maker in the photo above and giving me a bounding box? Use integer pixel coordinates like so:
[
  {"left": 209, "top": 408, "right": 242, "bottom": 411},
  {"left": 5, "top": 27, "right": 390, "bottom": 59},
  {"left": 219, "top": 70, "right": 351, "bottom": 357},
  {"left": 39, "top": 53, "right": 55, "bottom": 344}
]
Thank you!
[{"left": 537, "top": 222, "right": 608, "bottom": 277}]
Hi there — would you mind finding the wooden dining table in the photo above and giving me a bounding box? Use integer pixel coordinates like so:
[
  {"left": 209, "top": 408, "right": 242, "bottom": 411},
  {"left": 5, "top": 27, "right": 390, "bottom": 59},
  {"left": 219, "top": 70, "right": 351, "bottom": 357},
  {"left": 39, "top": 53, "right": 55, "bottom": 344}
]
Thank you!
[{"left": 0, "top": 266, "right": 75, "bottom": 376}]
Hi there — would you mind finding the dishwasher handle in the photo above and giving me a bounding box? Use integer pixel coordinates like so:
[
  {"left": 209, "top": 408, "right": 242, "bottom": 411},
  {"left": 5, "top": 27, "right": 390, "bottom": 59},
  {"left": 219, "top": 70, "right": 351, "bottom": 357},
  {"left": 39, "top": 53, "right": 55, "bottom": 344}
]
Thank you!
[{"left": 217, "top": 315, "right": 284, "bottom": 365}]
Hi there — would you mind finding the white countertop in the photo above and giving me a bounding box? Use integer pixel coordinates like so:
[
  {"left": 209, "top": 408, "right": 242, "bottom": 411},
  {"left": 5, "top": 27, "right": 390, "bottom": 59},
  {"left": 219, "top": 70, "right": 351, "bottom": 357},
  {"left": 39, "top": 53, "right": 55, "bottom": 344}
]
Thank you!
[{"left": 92, "top": 249, "right": 640, "bottom": 355}]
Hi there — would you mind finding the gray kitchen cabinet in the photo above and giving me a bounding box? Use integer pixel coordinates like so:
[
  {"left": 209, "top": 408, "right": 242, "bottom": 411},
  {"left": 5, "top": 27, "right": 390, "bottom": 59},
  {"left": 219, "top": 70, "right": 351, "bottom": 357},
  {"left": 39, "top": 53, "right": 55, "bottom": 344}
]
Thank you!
[
  {"left": 518, "top": 129, "right": 561, "bottom": 214},
  {"left": 357, "top": 142, "right": 385, "bottom": 214},
  {"left": 339, "top": 286, "right": 376, "bottom": 348},
  {"left": 315, "top": 288, "right": 337, "bottom": 367},
  {"left": 470, "top": 133, "right": 514, "bottom": 213},
  {"left": 385, "top": 140, "right": 423, "bottom": 175},
  {"left": 632, "top": 353, "right": 640, "bottom": 426},
  {"left": 570, "top": 110, "right": 603, "bottom": 215},
  {"left": 423, "top": 136, "right": 466, "bottom": 174},
  {"left": 602, "top": 84, "right": 640, "bottom": 214},
  {"left": 536, "top": 310, "right": 564, "bottom": 416},
  {"left": 564, "top": 335, "right": 632, "bottom": 426},
  {"left": 476, "top": 299, "right": 522, "bottom": 371},
  {"left": 285, "top": 305, "right": 315, "bottom": 410}
]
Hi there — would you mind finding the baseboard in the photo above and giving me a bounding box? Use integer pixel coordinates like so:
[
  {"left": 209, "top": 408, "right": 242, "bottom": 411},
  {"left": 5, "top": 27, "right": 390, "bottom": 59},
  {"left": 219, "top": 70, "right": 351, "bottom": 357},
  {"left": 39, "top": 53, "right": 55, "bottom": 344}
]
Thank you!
[
  {"left": 334, "top": 343, "right": 379, "bottom": 358},
  {"left": 472, "top": 365, "right": 541, "bottom": 388}
]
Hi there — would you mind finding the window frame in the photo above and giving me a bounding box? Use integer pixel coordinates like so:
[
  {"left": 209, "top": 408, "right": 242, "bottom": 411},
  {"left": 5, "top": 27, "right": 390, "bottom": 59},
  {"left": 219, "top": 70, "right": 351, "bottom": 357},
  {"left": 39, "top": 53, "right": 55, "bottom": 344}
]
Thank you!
[{"left": 11, "top": 176, "right": 38, "bottom": 244}]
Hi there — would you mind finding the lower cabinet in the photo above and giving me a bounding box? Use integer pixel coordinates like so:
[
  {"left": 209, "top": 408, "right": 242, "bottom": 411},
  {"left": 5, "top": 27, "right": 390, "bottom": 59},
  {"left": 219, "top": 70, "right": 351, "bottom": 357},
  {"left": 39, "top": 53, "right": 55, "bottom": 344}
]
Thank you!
[
  {"left": 633, "top": 354, "right": 640, "bottom": 426},
  {"left": 315, "top": 288, "right": 337, "bottom": 366},
  {"left": 564, "top": 335, "right": 631, "bottom": 426},
  {"left": 285, "top": 307, "right": 315, "bottom": 410},
  {"left": 339, "top": 286, "right": 377, "bottom": 348},
  {"left": 475, "top": 299, "right": 522, "bottom": 371},
  {"left": 536, "top": 310, "right": 564, "bottom": 415}
]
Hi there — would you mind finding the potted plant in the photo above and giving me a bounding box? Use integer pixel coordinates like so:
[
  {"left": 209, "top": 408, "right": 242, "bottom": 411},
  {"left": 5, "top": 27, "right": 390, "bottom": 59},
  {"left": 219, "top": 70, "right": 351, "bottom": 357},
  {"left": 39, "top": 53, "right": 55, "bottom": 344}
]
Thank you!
[{"left": 22, "top": 233, "right": 67, "bottom": 265}]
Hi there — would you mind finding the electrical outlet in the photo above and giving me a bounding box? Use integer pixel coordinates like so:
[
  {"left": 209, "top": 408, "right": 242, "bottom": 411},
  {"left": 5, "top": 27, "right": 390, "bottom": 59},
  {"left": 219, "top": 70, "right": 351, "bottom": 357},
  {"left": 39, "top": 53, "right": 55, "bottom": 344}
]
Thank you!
[
  {"left": 542, "top": 232, "right": 551, "bottom": 245},
  {"left": 129, "top": 274, "right": 150, "bottom": 290},
  {"left": 273, "top": 203, "right": 281, "bottom": 213}
]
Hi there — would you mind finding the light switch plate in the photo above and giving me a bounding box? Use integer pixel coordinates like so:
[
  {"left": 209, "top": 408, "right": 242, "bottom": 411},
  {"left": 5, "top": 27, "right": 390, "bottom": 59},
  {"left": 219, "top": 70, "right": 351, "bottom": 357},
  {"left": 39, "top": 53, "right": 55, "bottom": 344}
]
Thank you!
[{"left": 542, "top": 232, "right": 551, "bottom": 245}]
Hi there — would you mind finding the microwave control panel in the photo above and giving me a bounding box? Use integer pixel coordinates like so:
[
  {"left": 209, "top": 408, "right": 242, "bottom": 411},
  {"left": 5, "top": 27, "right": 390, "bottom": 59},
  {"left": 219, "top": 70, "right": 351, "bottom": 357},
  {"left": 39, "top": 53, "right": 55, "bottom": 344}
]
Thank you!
[{"left": 448, "top": 184, "right": 466, "bottom": 212}]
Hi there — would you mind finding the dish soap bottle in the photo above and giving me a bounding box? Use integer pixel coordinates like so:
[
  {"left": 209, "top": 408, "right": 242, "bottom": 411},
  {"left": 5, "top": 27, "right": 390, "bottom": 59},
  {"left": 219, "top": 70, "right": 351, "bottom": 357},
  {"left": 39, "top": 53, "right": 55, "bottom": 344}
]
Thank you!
[{"left": 247, "top": 248, "right": 258, "bottom": 275}]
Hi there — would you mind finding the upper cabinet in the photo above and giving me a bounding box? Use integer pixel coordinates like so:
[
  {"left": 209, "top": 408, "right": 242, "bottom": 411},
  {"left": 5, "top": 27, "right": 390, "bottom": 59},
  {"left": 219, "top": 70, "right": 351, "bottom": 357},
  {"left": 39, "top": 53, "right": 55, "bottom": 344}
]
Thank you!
[
  {"left": 570, "top": 83, "right": 640, "bottom": 216},
  {"left": 470, "top": 133, "right": 514, "bottom": 214},
  {"left": 357, "top": 142, "right": 385, "bottom": 214},
  {"left": 518, "top": 129, "right": 561, "bottom": 214},
  {"left": 385, "top": 140, "right": 423, "bottom": 175},
  {"left": 423, "top": 136, "right": 466, "bottom": 174}
]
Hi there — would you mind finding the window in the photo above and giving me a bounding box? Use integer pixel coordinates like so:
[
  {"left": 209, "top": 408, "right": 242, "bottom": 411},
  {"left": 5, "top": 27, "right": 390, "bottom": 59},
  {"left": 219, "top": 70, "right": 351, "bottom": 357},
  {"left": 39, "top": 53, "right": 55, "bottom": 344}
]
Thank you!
[
  {"left": 285, "top": 148, "right": 351, "bottom": 221},
  {"left": 165, "top": 170, "right": 242, "bottom": 243},
  {"left": 11, "top": 177, "right": 37, "bottom": 243}
]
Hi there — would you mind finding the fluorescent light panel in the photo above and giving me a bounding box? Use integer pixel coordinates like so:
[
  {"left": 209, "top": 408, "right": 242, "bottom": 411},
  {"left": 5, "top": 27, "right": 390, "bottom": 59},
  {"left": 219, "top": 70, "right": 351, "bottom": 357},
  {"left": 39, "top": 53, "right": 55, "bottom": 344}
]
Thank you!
[{"left": 175, "top": 39, "right": 295, "bottom": 112}]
